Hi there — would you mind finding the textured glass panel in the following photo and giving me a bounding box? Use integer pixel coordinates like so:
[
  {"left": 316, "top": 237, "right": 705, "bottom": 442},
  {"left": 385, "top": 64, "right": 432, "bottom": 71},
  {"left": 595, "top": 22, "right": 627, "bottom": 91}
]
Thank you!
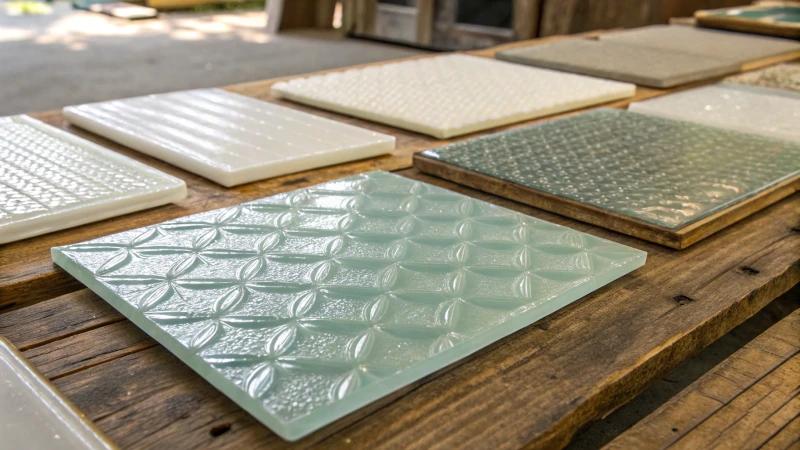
[
  {"left": 497, "top": 39, "right": 738, "bottom": 88},
  {"left": 420, "top": 109, "right": 800, "bottom": 229},
  {"left": 599, "top": 25, "right": 800, "bottom": 64},
  {"left": 0, "top": 115, "right": 186, "bottom": 244},
  {"left": 629, "top": 83, "right": 800, "bottom": 142},
  {"left": 725, "top": 63, "right": 800, "bottom": 93},
  {"left": 0, "top": 337, "right": 114, "bottom": 450},
  {"left": 64, "top": 89, "right": 395, "bottom": 187},
  {"left": 52, "top": 171, "right": 646, "bottom": 441},
  {"left": 271, "top": 54, "right": 635, "bottom": 139}
]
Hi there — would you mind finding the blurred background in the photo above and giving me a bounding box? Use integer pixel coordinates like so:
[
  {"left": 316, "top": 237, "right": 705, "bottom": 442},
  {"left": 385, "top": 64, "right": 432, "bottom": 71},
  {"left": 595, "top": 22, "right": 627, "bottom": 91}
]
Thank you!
[{"left": 0, "top": 0, "right": 754, "bottom": 116}]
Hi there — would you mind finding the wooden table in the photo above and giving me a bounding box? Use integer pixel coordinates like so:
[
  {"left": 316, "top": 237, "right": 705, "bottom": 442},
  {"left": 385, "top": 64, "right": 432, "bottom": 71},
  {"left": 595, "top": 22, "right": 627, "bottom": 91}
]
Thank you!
[{"left": 0, "top": 32, "right": 798, "bottom": 449}]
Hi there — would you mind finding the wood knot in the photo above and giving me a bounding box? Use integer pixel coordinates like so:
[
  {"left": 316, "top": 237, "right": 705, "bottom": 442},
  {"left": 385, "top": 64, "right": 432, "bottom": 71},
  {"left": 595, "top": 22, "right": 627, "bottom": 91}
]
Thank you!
[
  {"left": 740, "top": 266, "right": 760, "bottom": 275},
  {"left": 209, "top": 423, "right": 232, "bottom": 437},
  {"left": 672, "top": 295, "right": 694, "bottom": 305}
]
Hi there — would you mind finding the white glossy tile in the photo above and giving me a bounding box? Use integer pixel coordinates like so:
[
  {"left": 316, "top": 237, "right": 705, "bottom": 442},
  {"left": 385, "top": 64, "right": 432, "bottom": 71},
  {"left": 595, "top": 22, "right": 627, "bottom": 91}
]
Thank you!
[
  {"left": 271, "top": 54, "right": 636, "bottom": 139},
  {"left": 0, "top": 116, "right": 186, "bottom": 244},
  {"left": 629, "top": 83, "right": 800, "bottom": 142},
  {"left": 0, "top": 336, "right": 115, "bottom": 450},
  {"left": 63, "top": 89, "right": 396, "bottom": 187}
]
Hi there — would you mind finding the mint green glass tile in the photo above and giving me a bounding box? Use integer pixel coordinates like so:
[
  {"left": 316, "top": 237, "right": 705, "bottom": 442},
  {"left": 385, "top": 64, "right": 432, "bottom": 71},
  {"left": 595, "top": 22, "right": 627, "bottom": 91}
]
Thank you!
[
  {"left": 51, "top": 171, "right": 646, "bottom": 441},
  {"left": 420, "top": 109, "right": 800, "bottom": 229}
]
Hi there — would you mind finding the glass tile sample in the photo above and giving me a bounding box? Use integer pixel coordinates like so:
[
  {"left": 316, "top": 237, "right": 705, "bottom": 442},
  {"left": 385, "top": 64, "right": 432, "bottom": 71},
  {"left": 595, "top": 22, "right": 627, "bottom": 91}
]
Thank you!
[
  {"left": 725, "top": 63, "right": 800, "bottom": 93},
  {"left": 52, "top": 170, "right": 646, "bottom": 441},
  {"left": 418, "top": 109, "right": 800, "bottom": 230},
  {"left": 0, "top": 336, "right": 115, "bottom": 450},
  {"left": 0, "top": 115, "right": 186, "bottom": 244},
  {"left": 63, "top": 89, "right": 396, "bottom": 187},
  {"left": 271, "top": 54, "right": 635, "bottom": 139},
  {"left": 599, "top": 25, "right": 800, "bottom": 65},
  {"left": 497, "top": 39, "right": 739, "bottom": 88},
  {"left": 629, "top": 83, "right": 800, "bottom": 142}
]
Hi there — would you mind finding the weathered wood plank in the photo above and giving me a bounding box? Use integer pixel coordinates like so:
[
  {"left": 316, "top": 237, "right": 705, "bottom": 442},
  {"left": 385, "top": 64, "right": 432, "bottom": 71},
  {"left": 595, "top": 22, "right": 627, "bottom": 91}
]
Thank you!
[
  {"left": 5, "top": 169, "right": 798, "bottom": 449},
  {"left": 604, "top": 309, "right": 800, "bottom": 450},
  {"left": 23, "top": 321, "right": 156, "bottom": 380},
  {"left": 0, "top": 289, "right": 122, "bottom": 350}
]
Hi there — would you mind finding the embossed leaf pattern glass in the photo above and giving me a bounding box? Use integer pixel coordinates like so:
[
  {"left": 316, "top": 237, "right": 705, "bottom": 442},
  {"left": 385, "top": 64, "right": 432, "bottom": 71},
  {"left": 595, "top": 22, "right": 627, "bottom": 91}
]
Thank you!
[
  {"left": 52, "top": 171, "right": 646, "bottom": 441},
  {"left": 0, "top": 115, "right": 186, "bottom": 244},
  {"left": 420, "top": 109, "right": 800, "bottom": 229}
]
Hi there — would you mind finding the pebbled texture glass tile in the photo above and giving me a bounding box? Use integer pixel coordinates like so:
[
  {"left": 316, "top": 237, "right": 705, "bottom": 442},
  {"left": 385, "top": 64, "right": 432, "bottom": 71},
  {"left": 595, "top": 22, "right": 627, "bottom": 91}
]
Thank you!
[
  {"left": 63, "top": 89, "right": 395, "bottom": 187},
  {"left": 599, "top": 25, "right": 800, "bottom": 65},
  {"left": 0, "top": 336, "right": 115, "bottom": 450},
  {"left": 0, "top": 115, "right": 186, "bottom": 244},
  {"left": 497, "top": 39, "right": 739, "bottom": 88},
  {"left": 420, "top": 109, "right": 800, "bottom": 229},
  {"left": 629, "top": 83, "right": 800, "bottom": 142},
  {"left": 270, "top": 54, "right": 635, "bottom": 139},
  {"left": 52, "top": 170, "right": 646, "bottom": 441},
  {"left": 725, "top": 63, "right": 800, "bottom": 93}
]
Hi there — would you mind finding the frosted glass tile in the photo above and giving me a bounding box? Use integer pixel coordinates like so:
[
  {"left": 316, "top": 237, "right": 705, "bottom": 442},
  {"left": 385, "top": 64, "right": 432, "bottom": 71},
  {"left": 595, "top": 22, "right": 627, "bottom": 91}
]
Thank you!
[
  {"left": 271, "top": 54, "right": 635, "bottom": 139},
  {"left": 0, "top": 336, "right": 114, "bottom": 450},
  {"left": 419, "top": 109, "right": 800, "bottom": 229},
  {"left": 599, "top": 25, "right": 800, "bottom": 65},
  {"left": 629, "top": 83, "right": 800, "bottom": 142},
  {"left": 725, "top": 63, "right": 800, "bottom": 93},
  {"left": 52, "top": 170, "right": 646, "bottom": 441},
  {"left": 0, "top": 115, "right": 186, "bottom": 244},
  {"left": 63, "top": 89, "right": 395, "bottom": 187},
  {"left": 497, "top": 39, "right": 739, "bottom": 88}
]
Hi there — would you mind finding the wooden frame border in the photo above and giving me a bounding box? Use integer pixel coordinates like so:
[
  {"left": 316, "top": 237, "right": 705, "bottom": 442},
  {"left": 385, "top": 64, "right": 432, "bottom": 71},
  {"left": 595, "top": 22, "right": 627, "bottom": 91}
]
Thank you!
[{"left": 413, "top": 153, "right": 800, "bottom": 249}]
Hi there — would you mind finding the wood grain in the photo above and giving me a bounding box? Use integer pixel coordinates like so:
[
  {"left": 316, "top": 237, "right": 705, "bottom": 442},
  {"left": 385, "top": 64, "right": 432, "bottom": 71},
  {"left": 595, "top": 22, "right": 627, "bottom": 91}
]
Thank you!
[
  {"left": 0, "top": 31, "right": 692, "bottom": 311},
  {"left": 604, "top": 308, "right": 800, "bottom": 450},
  {"left": 2, "top": 169, "right": 798, "bottom": 449},
  {"left": 414, "top": 153, "right": 800, "bottom": 249}
]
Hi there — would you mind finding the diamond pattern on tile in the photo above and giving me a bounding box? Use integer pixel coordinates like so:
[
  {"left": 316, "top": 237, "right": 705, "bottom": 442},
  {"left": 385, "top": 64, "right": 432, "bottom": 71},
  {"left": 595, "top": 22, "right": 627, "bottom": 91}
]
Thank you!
[
  {"left": 52, "top": 171, "right": 646, "bottom": 441},
  {"left": 0, "top": 115, "right": 185, "bottom": 244},
  {"left": 629, "top": 83, "right": 800, "bottom": 142},
  {"left": 420, "top": 109, "right": 800, "bottom": 229},
  {"left": 599, "top": 25, "right": 800, "bottom": 65},
  {"left": 63, "top": 89, "right": 395, "bottom": 187},
  {"left": 271, "top": 54, "right": 635, "bottom": 139},
  {"left": 497, "top": 39, "right": 738, "bottom": 88}
]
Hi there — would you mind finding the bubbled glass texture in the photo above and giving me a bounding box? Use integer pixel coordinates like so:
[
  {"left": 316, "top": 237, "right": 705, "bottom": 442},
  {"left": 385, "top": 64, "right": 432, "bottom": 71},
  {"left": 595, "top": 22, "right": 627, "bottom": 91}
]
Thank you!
[
  {"left": 629, "top": 83, "right": 800, "bottom": 142},
  {"left": 52, "top": 171, "right": 646, "bottom": 440},
  {"left": 271, "top": 54, "right": 635, "bottom": 139},
  {"left": 421, "top": 109, "right": 800, "bottom": 229},
  {"left": 0, "top": 116, "right": 185, "bottom": 243}
]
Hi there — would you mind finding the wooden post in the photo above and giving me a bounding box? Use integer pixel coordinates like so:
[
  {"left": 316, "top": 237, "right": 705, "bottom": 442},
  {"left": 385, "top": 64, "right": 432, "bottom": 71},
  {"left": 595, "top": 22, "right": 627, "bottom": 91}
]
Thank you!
[{"left": 416, "top": 0, "right": 435, "bottom": 45}]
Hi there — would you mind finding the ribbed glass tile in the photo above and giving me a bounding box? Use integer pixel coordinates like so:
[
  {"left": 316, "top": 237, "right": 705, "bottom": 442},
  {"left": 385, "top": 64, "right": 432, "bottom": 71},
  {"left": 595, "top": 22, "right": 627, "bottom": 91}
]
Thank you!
[
  {"left": 52, "top": 171, "right": 646, "bottom": 441},
  {"left": 0, "top": 115, "right": 186, "bottom": 244},
  {"left": 63, "top": 89, "right": 395, "bottom": 187},
  {"left": 599, "top": 25, "right": 800, "bottom": 65},
  {"left": 271, "top": 54, "right": 635, "bottom": 139},
  {"left": 420, "top": 109, "right": 800, "bottom": 229},
  {"left": 629, "top": 83, "right": 800, "bottom": 142},
  {"left": 497, "top": 39, "right": 738, "bottom": 88}
]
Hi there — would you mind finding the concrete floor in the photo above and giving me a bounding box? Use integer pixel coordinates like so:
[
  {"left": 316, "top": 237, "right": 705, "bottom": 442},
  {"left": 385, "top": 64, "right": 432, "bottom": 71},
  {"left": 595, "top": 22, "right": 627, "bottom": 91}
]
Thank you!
[
  {"left": 2, "top": 4, "right": 797, "bottom": 448},
  {"left": 0, "top": 2, "right": 425, "bottom": 115}
]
